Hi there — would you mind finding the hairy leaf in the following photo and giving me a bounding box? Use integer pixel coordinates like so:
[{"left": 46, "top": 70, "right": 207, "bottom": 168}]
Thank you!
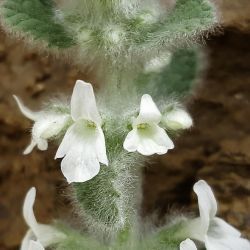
[
  {"left": 1, "top": 0, "right": 75, "bottom": 48},
  {"left": 135, "top": 0, "right": 217, "bottom": 50}
]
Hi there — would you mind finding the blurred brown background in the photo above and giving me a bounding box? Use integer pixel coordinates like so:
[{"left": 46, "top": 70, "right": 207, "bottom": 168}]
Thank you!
[{"left": 0, "top": 1, "right": 250, "bottom": 249}]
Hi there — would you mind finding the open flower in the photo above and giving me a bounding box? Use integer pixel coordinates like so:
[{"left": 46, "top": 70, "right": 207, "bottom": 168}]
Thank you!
[
  {"left": 21, "top": 187, "right": 65, "bottom": 250},
  {"left": 123, "top": 94, "right": 174, "bottom": 156},
  {"left": 28, "top": 240, "right": 44, "bottom": 250},
  {"left": 55, "top": 80, "right": 108, "bottom": 183},
  {"left": 162, "top": 107, "right": 193, "bottom": 130},
  {"left": 13, "top": 95, "right": 71, "bottom": 154},
  {"left": 180, "top": 239, "right": 197, "bottom": 250},
  {"left": 183, "top": 180, "right": 250, "bottom": 250}
]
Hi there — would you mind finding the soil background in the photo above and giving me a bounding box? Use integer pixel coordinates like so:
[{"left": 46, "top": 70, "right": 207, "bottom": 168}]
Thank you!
[{"left": 0, "top": 1, "right": 250, "bottom": 249}]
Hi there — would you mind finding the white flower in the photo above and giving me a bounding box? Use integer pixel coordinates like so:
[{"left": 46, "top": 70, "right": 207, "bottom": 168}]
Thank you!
[
  {"left": 13, "top": 95, "right": 71, "bottom": 154},
  {"left": 28, "top": 240, "right": 44, "bottom": 250},
  {"left": 55, "top": 80, "right": 108, "bottom": 183},
  {"left": 184, "top": 180, "right": 250, "bottom": 250},
  {"left": 162, "top": 107, "right": 193, "bottom": 130},
  {"left": 21, "top": 187, "right": 65, "bottom": 250},
  {"left": 180, "top": 239, "right": 197, "bottom": 250},
  {"left": 123, "top": 94, "right": 174, "bottom": 156}
]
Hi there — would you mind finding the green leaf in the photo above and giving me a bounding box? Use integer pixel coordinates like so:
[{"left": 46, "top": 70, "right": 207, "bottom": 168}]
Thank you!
[
  {"left": 1, "top": 0, "right": 75, "bottom": 48},
  {"left": 134, "top": 0, "right": 217, "bottom": 50}
]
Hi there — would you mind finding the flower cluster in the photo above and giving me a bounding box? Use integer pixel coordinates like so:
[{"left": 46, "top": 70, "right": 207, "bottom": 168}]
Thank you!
[{"left": 14, "top": 80, "right": 192, "bottom": 183}]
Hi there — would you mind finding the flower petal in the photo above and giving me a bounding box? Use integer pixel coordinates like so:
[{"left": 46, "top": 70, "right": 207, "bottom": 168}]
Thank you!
[
  {"left": 205, "top": 235, "right": 250, "bottom": 250},
  {"left": 61, "top": 146, "right": 101, "bottom": 183},
  {"left": 124, "top": 125, "right": 174, "bottom": 156},
  {"left": 35, "top": 224, "right": 66, "bottom": 247},
  {"left": 193, "top": 180, "right": 217, "bottom": 234},
  {"left": 137, "top": 94, "right": 161, "bottom": 124},
  {"left": 209, "top": 217, "right": 241, "bottom": 239},
  {"left": 39, "top": 114, "right": 71, "bottom": 139},
  {"left": 56, "top": 120, "right": 108, "bottom": 161},
  {"left": 182, "top": 217, "right": 206, "bottom": 242},
  {"left": 71, "top": 80, "right": 101, "bottom": 124},
  {"left": 29, "top": 121, "right": 49, "bottom": 152},
  {"left": 23, "top": 139, "right": 37, "bottom": 155},
  {"left": 163, "top": 108, "right": 193, "bottom": 130},
  {"left": 180, "top": 239, "right": 197, "bottom": 250},
  {"left": 13, "top": 95, "right": 38, "bottom": 121},
  {"left": 150, "top": 125, "right": 174, "bottom": 152},
  {"left": 21, "top": 230, "right": 36, "bottom": 250},
  {"left": 137, "top": 136, "right": 168, "bottom": 156},
  {"left": 137, "top": 125, "right": 174, "bottom": 156},
  {"left": 95, "top": 126, "right": 108, "bottom": 166},
  {"left": 28, "top": 240, "right": 45, "bottom": 250},
  {"left": 23, "top": 137, "right": 48, "bottom": 155},
  {"left": 206, "top": 218, "right": 250, "bottom": 250},
  {"left": 23, "top": 187, "right": 39, "bottom": 233},
  {"left": 36, "top": 138, "right": 48, "bottom": 151},
  {"left": 55, "top": 124, "right": 79, "bottom": 159},
  {"left": 123, "top": 129, "right": 140, "bottom": 153}
]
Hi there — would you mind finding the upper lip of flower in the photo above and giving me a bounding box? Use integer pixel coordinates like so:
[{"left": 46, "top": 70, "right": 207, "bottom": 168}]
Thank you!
[
  {"left": 70, "top": 80, "right": 102, "bottom": 125},
  {"left": 135, "top": 94, "right": 162, "bottom": 125}
]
